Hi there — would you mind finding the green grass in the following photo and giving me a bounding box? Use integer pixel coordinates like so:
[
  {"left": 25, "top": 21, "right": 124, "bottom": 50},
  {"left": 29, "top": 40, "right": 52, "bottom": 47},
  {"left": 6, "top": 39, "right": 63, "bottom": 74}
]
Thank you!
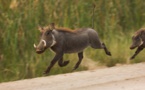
[{"left": 0, "top": 0, "right": 145, "bottom": 83}]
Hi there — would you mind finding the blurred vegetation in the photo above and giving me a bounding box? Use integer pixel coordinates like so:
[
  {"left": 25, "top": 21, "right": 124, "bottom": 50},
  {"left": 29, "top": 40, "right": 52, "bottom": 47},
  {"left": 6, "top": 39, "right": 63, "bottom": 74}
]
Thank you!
[{"left": 0, "top": 0, "right": 145, "bottom": 82}]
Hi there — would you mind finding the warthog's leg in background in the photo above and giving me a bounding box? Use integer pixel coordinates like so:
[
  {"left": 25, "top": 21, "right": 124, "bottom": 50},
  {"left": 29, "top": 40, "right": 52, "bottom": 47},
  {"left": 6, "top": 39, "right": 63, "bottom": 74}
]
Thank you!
[
  {"left": 58, "top": 57, "right": 69, "bottom": 67},
  {"left": 73, "top": 52, "right": 83, "bottom": 70},
  {"left": 130, "top": 45, "right": 144, "bottom": 60},
  {"left": 102, "top": 43, "right": 111, "bottom": 56},
  {"left": 44, "top": 53, "right": 63, "bottom": 74}
]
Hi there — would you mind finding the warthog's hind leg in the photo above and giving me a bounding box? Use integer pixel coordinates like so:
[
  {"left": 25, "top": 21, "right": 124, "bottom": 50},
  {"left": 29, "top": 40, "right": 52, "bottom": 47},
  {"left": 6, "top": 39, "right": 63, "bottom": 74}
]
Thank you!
[
  {"left": 73, "top": 52, "right": 83, "bottom": 70},
  {"left": 102, "top": 43, "right": 111, "bottom": 56}
]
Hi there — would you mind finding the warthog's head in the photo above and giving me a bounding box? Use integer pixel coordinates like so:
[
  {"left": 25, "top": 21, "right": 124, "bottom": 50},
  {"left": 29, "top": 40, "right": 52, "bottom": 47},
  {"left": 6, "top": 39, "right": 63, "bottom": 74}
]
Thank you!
[
  {"left": 130, "top": 30, "right": 144, "bottom": 49},
  {"left": 34, "top": 23, "right": 56, "bottom": 54}
]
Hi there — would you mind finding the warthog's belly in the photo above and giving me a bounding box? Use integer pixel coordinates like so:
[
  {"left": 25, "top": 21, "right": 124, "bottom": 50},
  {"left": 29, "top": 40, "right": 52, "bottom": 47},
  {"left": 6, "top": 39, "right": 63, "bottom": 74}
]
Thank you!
[{"left": 64, "top": 43, "right": 90, "bottom": 53}]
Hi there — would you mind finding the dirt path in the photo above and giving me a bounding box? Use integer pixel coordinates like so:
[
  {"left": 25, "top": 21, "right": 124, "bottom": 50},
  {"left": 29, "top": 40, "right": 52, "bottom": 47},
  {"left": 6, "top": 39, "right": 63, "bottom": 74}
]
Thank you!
[{"left": 0, "top": 63, "right": 145, "bottom": 90}]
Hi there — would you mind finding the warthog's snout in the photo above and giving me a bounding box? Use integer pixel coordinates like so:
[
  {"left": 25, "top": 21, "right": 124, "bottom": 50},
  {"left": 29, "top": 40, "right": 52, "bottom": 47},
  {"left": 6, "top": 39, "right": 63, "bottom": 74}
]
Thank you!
[
  {"left": 130, "top": 38, "right": 143, "bottom": 50},
  {"left": 130, "top": 45, "right": 136, "bottom": 49},
  {"left": 130, "top": 47, "right": 135, "bottom": 49},
  {"left": 36, "top": 49, "right": 44, "bottom": 54},
  {"left": 34, "top": 40, "right": 47, "bottom": 54},
  {"left": 34, "top": 45, "right": 45, "bottom": 54}
]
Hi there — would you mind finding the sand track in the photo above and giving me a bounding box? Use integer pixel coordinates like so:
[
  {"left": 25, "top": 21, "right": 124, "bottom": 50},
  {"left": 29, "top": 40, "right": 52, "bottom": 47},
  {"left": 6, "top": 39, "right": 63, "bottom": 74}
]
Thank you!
[{"left": 0, "top": 63, "right": 145, "bottom": 90}]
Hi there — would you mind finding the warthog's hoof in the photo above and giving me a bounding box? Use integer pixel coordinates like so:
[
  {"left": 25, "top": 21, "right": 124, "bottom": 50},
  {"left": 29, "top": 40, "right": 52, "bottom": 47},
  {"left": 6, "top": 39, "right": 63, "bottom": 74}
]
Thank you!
[
  {"left": 58, "top": 60, "right": 70, "bottom": 67},
  {"left": 72, "top": 65, "right": 79, "bottom": 71},
  {"left": 43, "top": 71, "right": 47, "bottom": 75},
  {"left": 107, "top": 51, "right": 111, "bottom": 56},
  {"left": 130, "top": 56, "right": 135, "bottom": 60},
  {"left": 63, "top": 60, "right": 69, "bottom": 66},
  {"left": 43, "top": 70, "right": 50, "bottom": 75}
]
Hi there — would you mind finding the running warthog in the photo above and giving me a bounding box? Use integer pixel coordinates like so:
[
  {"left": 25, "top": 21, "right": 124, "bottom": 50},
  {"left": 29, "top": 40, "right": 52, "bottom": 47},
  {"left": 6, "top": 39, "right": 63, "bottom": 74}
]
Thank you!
[
  {"left": 34, "top": 23, "right": 111, "bottom": 74},
  {"left": 130, "top": 28, "right": 145, "bottom": 59}
]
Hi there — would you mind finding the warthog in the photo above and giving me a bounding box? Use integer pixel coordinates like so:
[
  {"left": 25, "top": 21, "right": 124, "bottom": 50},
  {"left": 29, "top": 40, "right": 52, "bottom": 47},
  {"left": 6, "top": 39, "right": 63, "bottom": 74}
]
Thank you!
[
  {"left": 34, "top": 23, "right": 111, "bottom": 74},
  {"left": 130, "top": 28, "right": 145, "bottom": 59}
]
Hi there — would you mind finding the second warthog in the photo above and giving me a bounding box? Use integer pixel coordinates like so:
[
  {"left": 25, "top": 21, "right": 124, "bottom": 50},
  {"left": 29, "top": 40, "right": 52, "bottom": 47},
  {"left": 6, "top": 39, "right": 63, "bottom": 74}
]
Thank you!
[
  {"left": 130, "top": 28, "right": 145, "bottom": 59},
  {"left": 34, "top": 23, "right": 111, "bottom": 74}
]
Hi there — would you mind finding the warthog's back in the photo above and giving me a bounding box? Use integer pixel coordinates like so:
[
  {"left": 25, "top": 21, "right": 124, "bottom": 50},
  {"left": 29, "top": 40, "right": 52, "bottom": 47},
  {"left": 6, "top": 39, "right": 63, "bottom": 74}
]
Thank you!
[{"left": 52, "top": 28, "right": 102, "bottom": 53}]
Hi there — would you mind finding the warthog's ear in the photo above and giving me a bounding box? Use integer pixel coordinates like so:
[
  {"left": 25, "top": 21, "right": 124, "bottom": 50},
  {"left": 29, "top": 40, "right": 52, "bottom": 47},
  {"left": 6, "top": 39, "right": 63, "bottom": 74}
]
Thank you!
[
  {"left": 133, "top": 30, "right": 145, "bottom": 43},
  {"left": 49, "top": 23, "right": 55, "bottom": 30},
  {"left": 134, "top": 29, "right": 145, "bottom": 37},
  {"left": 38, "top": 26, "right": 44, "bottom": 32},
  {"left": 133, "top": 30, "right": 142, "bottom": 38}
]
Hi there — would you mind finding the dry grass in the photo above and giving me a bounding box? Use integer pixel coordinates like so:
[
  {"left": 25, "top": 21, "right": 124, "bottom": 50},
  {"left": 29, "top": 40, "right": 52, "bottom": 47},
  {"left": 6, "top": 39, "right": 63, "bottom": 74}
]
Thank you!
[{"left": 0, "top": 0, "right": 145, "bottom": 82}]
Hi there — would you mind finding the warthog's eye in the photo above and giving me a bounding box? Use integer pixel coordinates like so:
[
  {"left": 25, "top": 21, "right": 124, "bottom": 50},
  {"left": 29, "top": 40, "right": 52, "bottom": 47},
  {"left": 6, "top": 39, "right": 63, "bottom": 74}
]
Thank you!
[
  {"left": 47, "top": 32, "right": 50, "bottom": 35},
  {"left": 135, "top": 37, "right": 140, "bottom": 40},
  {"left": 46, "top": 31, "right": 51, "bottom": 35}
]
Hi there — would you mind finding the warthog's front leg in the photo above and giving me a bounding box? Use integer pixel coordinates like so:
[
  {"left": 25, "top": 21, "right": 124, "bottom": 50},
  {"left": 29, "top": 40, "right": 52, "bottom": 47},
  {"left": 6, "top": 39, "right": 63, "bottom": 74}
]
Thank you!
[
  {"left": 73, "top": 52, "right": 83, "bottom": 70},
  {"left": 58, "top": 57, "right": 69, "bottom": 67},
  {"left": 44, "top": 52, "right": 63, "bottom": 74},
  {"left": 130, "top": 45, "right": 144, "bottom": 60}
]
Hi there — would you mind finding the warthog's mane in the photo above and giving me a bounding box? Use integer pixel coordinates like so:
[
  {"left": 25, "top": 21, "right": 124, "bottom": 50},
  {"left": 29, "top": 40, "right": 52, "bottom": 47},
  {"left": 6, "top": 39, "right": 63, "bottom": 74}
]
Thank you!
[{"left": 55, "top": 27, "right": 78, "bottom": 33}]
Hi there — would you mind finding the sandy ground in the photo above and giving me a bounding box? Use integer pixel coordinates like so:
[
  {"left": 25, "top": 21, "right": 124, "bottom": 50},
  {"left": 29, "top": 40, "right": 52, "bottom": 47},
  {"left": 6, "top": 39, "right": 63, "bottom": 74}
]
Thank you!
[{"left": 0, "top": 63, "right": 145, "bottom": 90}]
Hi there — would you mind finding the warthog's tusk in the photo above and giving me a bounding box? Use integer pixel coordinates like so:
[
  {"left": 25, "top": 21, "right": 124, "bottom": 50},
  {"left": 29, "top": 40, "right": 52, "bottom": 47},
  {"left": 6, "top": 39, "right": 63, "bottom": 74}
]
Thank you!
[
  {"left": 34, "top": 44, "right": 37, "bottom": 48},
  {"left": 42, "top": 40, "right": 47, "bottom": 47}
]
